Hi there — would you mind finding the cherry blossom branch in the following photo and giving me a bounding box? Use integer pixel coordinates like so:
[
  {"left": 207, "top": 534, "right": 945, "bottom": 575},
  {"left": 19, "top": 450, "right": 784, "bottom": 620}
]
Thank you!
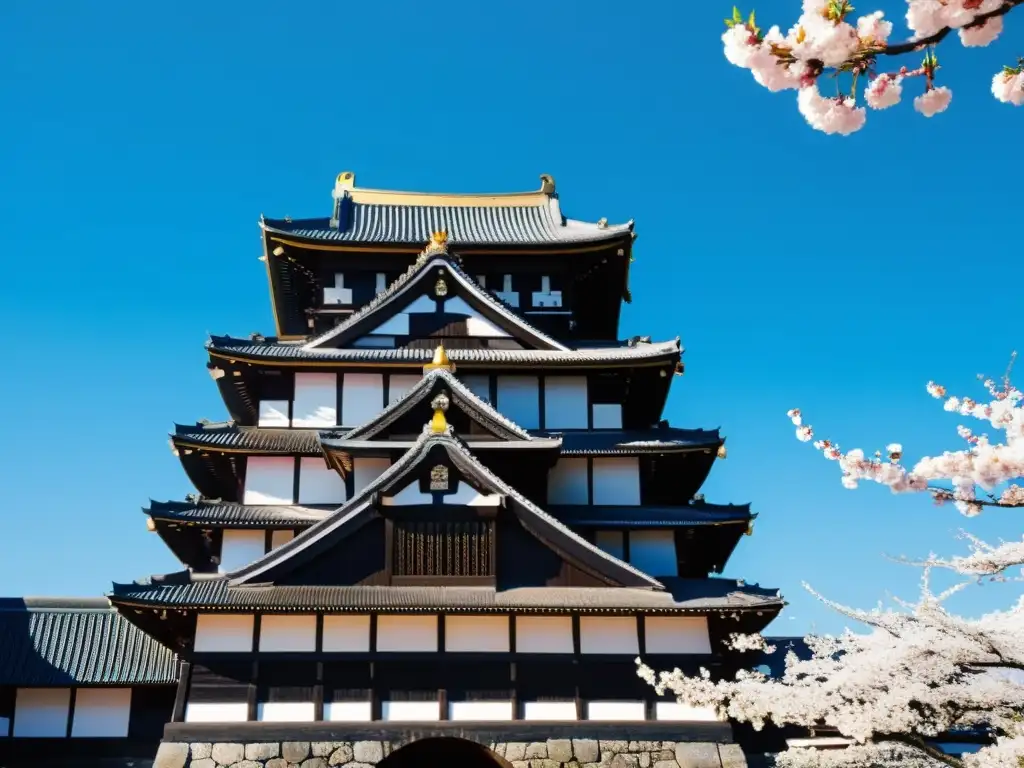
[
  {"left": 878, "top": 734, "right": 963, "bottom": 768},
  {"left": 786, "top": 359, "right": 1023, "bottom": 516},
  {"left": 893, "top": 533, "right": 1024, "bottom": 578},
  {"left": 721, "top": 2, "right": 1024, "bottom": 134},
  {"left": 876, "top": 737, "right": 962, "bottom": 768},
  {"left": 878, "top": 0, "right": 1022, "bottom": 55}
]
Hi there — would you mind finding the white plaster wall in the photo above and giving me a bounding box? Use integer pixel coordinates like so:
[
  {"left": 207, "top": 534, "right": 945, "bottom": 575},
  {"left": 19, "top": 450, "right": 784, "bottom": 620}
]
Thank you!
[
  {"left": 183, "top": 702, "right": 249, "bottom": 723},
  {"left": 544, "top": 377, "right": 588, "bottom": 429},
  {"left": 445, "top": 616, "right": 510, "bottom": 652},
  {"left": 586, "top": 701, "right": 646, "bottom": 721},
  {"left": 629, "top": 530, "right": 678, "bottom": 577},
  {"left": 594, "top": 531, "right": 625, "bottom": 560},
  {"left": 322, "top": 615, "right": 371, "bottom": 652},
  {"left": 352, "top": 457, "right": 390, "bottom": 496},
  {"left": 258, "top": 400, "right": 290, "bottom": 427},
  {"left": 644, "top": 617, "right": 712, "bottom": 654},
  {"left": 383, "top": 480, "right": 500, "bottom": 507},
  {"left": 547, "top": 459, "right": 589, "bottom": 505},
  {"left": 13, "top": 688, "right": 70, "bottom": 737},
  {"left": 579, "top": 617, "right": 639, "bottom": 654},
  {"left": 655, "top": 702, "right": 719, "bottom": 721},
  {"left": 591, "top": 403, "right": 623, "bottom": 429},
  {"left": 496, "top": 376, "right": 540, "bottom": 429},
  {"left": 376, "top": 615, "right": 438, "bottom": 652},
  {"left": 514, "top": 616, "right": 574, "bottom": 653},
  {"left": 522, "top": 701, "right": 577, "bottom": 720},
  {"left": 220, "top": 530, "right": 267, "bottom": 573},
  {"left": 298, "top": 458, "right": 347, "bottom": 505},
  {"left": 258, "top": 615, "right": 317, "bottom": 652},
  {"left": 270, "top": 530, "right": 294, "bottom": 549},
  {"left": 70, "top": 688, "right": 132, "bottom": 738},
  {"left": 381, "top": 701, "right": 439, "bottom": 721},
  {"left": 342, "top": 374, "right": 384, "bottom": 427},
  {"left": 257, "top": 702, "right": 315, "bottom": 722},
  {"left": 591, "top": 458, "right": 640, "bottom": 505},
  {"left": 292, "top": 373, "right": 338, "bottom": 427},
  {"left": 459, "top": 375, "right": 491, "bottom": 403},
  {"left": 193, "top": 614, "right": 254, "bottom": 653},
  {"left": 325, "top": 701, "right": 373, "bottom": 721},
  {"left": 388, "top": 375, "right": 421, "bottom": 404},
  {"left": 243, "top": 457, "right": 295, "bottom": 505},
  {"left": 448, "top": 701, "right": 514, "bottom": 720}
]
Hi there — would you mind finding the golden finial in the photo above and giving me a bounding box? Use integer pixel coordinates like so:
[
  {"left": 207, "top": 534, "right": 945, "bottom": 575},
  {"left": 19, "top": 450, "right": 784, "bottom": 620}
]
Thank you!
[
  {"left": 146, "top": 517, "right": 156, "bottom": 532},
  {"left": 430, "top": 230, "right": 449, "bottom": 249},
  {"left": 423, "top": 343, "right": 455, "bottom": 373},
  {"left": 429, "top": 392, "right": 450, "bottom": 435},
  {"left": 717, "top": 444, "right": 728, "bottom": 459}
]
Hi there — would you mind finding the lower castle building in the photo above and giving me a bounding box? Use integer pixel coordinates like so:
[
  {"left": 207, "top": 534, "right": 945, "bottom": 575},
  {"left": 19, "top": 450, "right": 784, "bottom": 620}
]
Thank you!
[{"left": 0, "top": 174, "right": 783, "bottom": 768}]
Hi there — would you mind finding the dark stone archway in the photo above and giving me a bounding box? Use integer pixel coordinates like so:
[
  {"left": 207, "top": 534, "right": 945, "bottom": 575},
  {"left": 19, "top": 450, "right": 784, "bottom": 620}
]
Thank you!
[{"left": 378, "top": 737, "right": 513, "bottom": 768}]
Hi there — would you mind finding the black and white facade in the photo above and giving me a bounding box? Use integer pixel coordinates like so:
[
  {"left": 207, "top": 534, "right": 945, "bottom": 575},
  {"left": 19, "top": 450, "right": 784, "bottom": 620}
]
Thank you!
[{"left": 0, "top": 174, "right": 783, "bottom": 768}]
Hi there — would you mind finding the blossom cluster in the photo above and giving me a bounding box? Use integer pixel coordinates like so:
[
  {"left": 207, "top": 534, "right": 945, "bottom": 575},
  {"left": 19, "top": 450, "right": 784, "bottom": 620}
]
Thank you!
[
  {"left": 786, "top": 365, "right": 1024, "bottom": 515},
  {"left": 721, "top": 1, "right": 1022, "bottom": 134},
  {"left": 638, "top": 564, "right": 1024, "bottom": 767}
]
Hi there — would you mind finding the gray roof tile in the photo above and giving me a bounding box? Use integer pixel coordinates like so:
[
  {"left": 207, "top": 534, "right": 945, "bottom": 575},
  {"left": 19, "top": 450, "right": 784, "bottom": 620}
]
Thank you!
[
  {"left": 110, "top": 579, "right": 782, "bottom": 614},
  {"left": 0, "top": 598, "right": 178, "bottom": 685},
  {"left": 207, "top": 336, "right": 682, "bottom": 367},
  {"left": 172, "top": 422, "right": 322, "bottom": 454},
  {"left": 550, "top": 503, "right": 753, "bottom": 527},
  {"left": 263, "top": 197, "right": 632, "bottom": 246},
  {"left": 146, "top": 500, "right": 329, "bottom": 526}
]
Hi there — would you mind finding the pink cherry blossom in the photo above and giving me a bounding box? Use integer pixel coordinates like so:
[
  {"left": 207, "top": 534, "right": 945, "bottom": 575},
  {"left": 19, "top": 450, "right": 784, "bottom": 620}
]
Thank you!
[
  {"left": 856, "top": 10, "right": 892, "bottom": 44},
  {"left": 865, "top": 74, "right": 903, "bottom": 109},
  {"left": 797, "top": 85, "right": 867, "bottom": 135},
  {"left": 992, "top": 70, "right": 1024, "bottom": 106},
  {"left": 959, "top": 15, "right": 1004, "bottom": 46},
  {"left": 906, "top": 0, "right": 950, "bottom": 38},
  {"left": 914, "top": 85, "right": 953, "bottom": 117}
]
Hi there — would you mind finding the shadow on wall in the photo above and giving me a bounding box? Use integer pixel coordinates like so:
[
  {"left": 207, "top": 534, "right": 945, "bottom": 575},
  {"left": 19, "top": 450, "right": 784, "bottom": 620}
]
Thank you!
[{"left": 379, "top": 738, "right": 512, "bottom": 768}]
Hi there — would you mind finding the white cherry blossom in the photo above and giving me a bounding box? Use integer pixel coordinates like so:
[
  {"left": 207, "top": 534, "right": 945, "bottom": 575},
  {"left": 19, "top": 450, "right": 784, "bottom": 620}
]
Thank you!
[{"left": 914, "top": 85, "right": 953, "bottom": 116}]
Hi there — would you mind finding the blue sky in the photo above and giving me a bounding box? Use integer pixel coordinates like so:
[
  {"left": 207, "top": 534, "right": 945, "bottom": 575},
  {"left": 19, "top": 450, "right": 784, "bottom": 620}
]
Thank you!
[{"left": 0, "top": 1, "right": 1020, "bottom": 637}]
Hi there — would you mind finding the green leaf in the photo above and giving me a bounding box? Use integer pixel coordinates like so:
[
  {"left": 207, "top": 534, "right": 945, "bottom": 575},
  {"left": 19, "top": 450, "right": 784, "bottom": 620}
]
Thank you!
[
  {"left": 732, "top": 6, "right": 743, "bottom": 24},
  {"left": 748, "top": 10, "right": 756, "bottom": 27},
  {"left": 724, "top": 18, "right": 735, "bottom": 27}
]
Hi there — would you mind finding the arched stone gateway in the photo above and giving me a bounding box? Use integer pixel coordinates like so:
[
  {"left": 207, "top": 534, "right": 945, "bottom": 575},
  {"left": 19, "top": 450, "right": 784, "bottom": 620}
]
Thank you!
[{"left": 378, "top": 737, "right": 512, "bottom": 768}]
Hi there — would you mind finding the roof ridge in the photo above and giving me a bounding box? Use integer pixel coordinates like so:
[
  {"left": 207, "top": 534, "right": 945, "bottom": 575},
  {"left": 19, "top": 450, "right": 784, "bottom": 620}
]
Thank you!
[
  {"left": 0, "top": 596, "right": 113, "bottom": 611},
  {"left": 303, "top": 250, "right": 566, "bottom": 352},
  {"left": 339, "top": 367, "right": 532, "bottom": 442}
]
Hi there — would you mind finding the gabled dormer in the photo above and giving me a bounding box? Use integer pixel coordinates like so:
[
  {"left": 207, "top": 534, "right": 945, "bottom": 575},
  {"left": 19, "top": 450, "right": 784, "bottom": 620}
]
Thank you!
[
  {"left": 229, "top": 419, "right": 660, "bottom": 592},
  {"left": 303, "top": 235, "right": 568, "bottom": 352}
]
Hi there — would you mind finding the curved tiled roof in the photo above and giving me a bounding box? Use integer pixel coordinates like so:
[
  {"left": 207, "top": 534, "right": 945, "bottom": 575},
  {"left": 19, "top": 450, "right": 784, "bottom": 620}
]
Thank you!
[
  {"left": 0, "top": 598, "right": 178, "bottom": 685},
  {"left": 110, "top": 579, "right": 781, "bottom": 614},
  {"left": 207, "top": 336, "right": 682, "bottom": 366},
  {"left": 304, "top": 252, "right": 567, "bottom": 351},
  {"left": 172, "top": 422, "right": 322, "bottom": 454},
  {"left": 263, "top": 202, "right": 632, "bottom": 247},
  {"left": 146, "top": 500, "right": 329, "bottom": 526},
  {"left": 339, "top": 367, "right": 532, "bottom": 442}
]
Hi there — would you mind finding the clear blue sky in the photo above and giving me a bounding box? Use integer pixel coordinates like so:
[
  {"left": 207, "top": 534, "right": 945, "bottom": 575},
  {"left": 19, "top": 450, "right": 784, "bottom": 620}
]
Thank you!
[{"left": 1, "top": 1, "right": 1020, "bottom": 637}]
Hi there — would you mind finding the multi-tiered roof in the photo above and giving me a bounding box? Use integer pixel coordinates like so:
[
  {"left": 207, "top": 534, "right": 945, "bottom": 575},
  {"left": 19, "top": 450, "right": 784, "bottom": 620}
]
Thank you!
[{"left": 107, "top": 174, "right": 780, "bottom": 724}]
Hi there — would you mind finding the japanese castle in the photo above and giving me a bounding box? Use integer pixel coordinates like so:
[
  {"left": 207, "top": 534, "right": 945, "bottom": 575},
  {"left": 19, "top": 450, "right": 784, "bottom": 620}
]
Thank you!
[{"left": 0, "top": 173, "right": 783, "bottom": 768}]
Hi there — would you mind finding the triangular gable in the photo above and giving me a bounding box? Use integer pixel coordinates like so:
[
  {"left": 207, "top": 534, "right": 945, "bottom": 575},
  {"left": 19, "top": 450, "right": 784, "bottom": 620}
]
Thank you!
[
  {"left": 304, "top": 252, "right": 567, "bottom": 351},
  {"left": 229, "top": 432, "right": 660, "bottom": 590},
  {"left": 336, "top": 368, "right": 532, "bottom": 443}
]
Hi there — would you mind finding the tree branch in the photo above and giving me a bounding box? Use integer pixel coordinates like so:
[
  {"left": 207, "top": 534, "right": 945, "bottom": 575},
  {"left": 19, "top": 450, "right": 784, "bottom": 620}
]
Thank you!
[
  {"left": 879, "top": 734, "right": 964, "bottom": 768},
  {"left": 876, "top": 0, "right": 1022, "bottom": 56}
]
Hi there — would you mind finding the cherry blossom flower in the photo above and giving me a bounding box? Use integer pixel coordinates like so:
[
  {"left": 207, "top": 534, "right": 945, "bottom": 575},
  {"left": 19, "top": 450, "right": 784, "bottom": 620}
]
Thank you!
[
  {"left": 959, "top": 15, "right": 1004, "bottom": 47},
  {"left": 992, "top": 69, "right": 1024, "bottom": 106},
  {"left": 719, "top": 2, "right": 1023, "bottom": 132},
  {"left": 865, "top": 74, "right": 903, "bottom": 109},
  {"left": 914, "top": 85, "right": 953, "bottom": 117},
  {"left": 797, "top": 85, "right": 867, "bottom": 135}
]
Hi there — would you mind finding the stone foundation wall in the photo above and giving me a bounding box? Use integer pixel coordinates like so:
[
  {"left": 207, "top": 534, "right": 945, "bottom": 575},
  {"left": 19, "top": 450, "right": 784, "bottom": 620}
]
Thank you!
[{"left": 154, "top": 739, "right": 747, "bottom": 768}]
